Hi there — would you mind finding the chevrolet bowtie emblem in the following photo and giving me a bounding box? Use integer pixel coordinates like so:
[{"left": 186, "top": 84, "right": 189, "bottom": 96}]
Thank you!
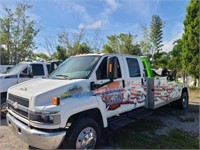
[{"left": 13, "top": 102, "right": 18, "bottom": 109}]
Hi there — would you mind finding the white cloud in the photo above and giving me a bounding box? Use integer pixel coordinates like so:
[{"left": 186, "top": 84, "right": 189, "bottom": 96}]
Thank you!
[
  {"left": 106, "top": 0, "right": 119, "bottom": 11},
  {"left": 122, "top": 0, "right": 152, "bottom": 17},
  {"left": 96, "top": 0, "right": 120, "bottom": 29},
  {"left": 55, "top": 0, "right": 93, "bottom": 23},
  {"left": 55, "top": 0, "right": 120, "bottom": 30},
  {"left": 79, "top": 20, "right": 102, "bottom": 30},
  {"left": 162, "top": 23, "right": 184, "bottom": 52},
  {"left": 71, "top": 3, "right": 93, "bottom": 22}
]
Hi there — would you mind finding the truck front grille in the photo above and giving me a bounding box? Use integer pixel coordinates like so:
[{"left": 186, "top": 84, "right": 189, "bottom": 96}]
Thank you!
[{"left": 7, "top": 94, "right": 29, "bottom": 119}]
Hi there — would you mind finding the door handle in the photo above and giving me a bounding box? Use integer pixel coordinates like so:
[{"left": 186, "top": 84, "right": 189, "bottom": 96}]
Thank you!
[
  {"left": 141, "top": 78, "right": 144, "bottom": 85},
  {"left": 122, "top": 80, "right": 125, "bottom": 88}
]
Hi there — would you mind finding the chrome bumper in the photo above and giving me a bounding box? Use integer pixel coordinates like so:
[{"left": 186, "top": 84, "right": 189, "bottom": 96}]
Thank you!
[{"left": 6, "top": 113, "right": 66, "bottom": 150}]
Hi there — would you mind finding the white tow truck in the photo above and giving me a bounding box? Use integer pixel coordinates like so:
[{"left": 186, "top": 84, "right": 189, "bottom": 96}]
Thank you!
[
  {"left": 0, "top": 61, "right": 61, "bottom": 118},
  {"left": 6, "top": 54, "right": 188, "bottom": 149}
]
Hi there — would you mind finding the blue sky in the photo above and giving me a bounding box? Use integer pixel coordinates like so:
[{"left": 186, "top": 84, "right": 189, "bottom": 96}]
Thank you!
[{"left": 0, "top": 0, "right": 190, "bottom": 53}]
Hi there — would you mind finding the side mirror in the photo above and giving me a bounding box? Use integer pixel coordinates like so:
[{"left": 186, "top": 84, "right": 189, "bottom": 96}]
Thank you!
[
  {"left": 27, "top": 66, "right": 33, "bottom": 78},
  {"left": 28, "top": 73, "right": 33, "bottom": 78},
  {"left": 107, "top": 56, "right": 118, "bottom": 80},
  {"left": 6, "top": 67, "right": 11, "bottom": 71}
]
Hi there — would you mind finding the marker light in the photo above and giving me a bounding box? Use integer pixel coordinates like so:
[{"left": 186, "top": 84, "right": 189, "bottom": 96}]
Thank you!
[
  {"left": 109, "top": 64, "right": 112, "bottom": 73},
  {"left": 52, "top": 97, "right": 60, "bottom": 106}
]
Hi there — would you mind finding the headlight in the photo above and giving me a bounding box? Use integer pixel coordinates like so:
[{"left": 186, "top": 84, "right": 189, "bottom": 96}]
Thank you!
[
  {"left": 30, "top": 111, "right": 61, "bottom": 124},
  {"left": 40, "top": 115, "right": 54, "bottom": 123}
]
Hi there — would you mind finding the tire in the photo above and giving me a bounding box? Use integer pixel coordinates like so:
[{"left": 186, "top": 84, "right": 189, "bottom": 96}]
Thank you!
[
  {"left": 1, "top": 98, "right": 7, "bottom": 119},
  {"left": 177, "top": 91, "right": 188, "bottom": 109},
  {"left": 61, "top": 117, "right": 101, "bottom": 149},
  {"left": 28, "top": 145, "right": 39, "bottom": 149}
]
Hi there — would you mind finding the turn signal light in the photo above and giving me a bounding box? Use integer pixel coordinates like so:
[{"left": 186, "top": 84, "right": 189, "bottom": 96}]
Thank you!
[
  {"left": 52, "top": 97, "right": 60, "bottom": 106},
  {"left": 109, "top": 64, "right": 112, "bottom": 73}
]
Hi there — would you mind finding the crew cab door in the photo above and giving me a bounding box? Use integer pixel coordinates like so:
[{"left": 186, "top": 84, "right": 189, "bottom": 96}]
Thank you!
[
  {"left": 122, "top": 56, "right": 146, "bottom": 108},
  {"left": 18, "top": 64, "right": 46, "bottom": 83},
  {"left": 92, "top": 56, "right": 128, "bottom": 117}
]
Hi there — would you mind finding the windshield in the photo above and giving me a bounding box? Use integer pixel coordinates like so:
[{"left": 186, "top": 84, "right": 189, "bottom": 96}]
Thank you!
[
  {"left": 50, "top": 55, "right": 101, "bottom": 79},
  {"left": 6, "top": 63, "right": 27, "bottom": 74}
]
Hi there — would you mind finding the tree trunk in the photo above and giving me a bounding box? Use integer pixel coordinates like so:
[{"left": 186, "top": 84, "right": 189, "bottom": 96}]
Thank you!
[
  {"left": 193, "top": 78, "right": 197, "bottom": 86},
  {"left": 183, "top": 70, "right": 186, "bottom": 83}
]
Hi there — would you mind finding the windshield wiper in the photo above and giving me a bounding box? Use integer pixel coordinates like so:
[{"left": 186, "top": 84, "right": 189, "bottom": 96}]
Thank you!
[{"left": 55, "top": 74, "right": 69, "bottom": 78}]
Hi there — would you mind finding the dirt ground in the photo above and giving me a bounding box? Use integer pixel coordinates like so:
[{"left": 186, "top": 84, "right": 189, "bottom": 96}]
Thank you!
[{"left": 0, "top": 94, "right": 199, "bottom": 149}]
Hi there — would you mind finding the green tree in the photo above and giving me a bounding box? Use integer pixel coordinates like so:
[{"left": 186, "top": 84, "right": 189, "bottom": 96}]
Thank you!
[
  {"left": 102, "top": 35, "right": 118, "bottom": 53},
  {"left": 56, "top": 45, "right": 67, "bottom": 61},
  {"left": 58, "top": 29, "right": 89, "bottom": 56},
  {"left": 182, "top": 0, "right": 199, "bottom": 86},
  {"left": 153, "top": 52, "right": 169, "bottom": 69},
  {"left": 103, "top": 33, "right": 141, "bottom": 55},
  {"left": 167, "top": 40, "right": 182, "bottom": 72},
  {"left": 150, "top": 15, "right": 164, "bottom": 54},
  {"left": 149, "top": 15, "right": 164, "bottom": 68},
  {"left": 33, "top": 52, "right": 50, "bottom": 61},
  {"left": 140, "top": 24, "right": 152, "bottom": 55},
  {"left": 0, "top": 2, "right": 39, "bottom": 65},
  {"left": 167, "top": 39, "right": 184, "bottom": 81},
  {"left": 78, "top": 42, "right": 92, "bottom": 54}
]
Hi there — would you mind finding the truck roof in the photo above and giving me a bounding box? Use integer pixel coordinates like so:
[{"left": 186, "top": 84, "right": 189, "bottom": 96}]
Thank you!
[
  {"left": 73, "top": 53, "right": 141, "bottom": 59},
  {"left": 19, "top": 61, "right": 50, "bottom": 65}
]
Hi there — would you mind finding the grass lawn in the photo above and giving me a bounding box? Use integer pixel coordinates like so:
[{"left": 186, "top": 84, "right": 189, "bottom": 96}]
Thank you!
[{"left": 108, "top": 119, "right": 199, "bottom": 149}]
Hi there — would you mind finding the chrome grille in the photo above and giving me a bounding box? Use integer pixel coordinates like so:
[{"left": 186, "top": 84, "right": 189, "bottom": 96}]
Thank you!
[
  {"left": 8, "top": 94, "right": 29, "bottom": 107},
  {"left": 7, "top": 94, "right": 29, "bottom": 119}
]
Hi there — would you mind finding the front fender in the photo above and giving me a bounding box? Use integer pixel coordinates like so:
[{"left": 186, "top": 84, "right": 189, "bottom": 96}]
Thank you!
[
  {"left": 60, "top": 95, "right": 108, "bottom": 128},
  {"left": 0, "top": 78, "right": 18, "bottom": 93}
]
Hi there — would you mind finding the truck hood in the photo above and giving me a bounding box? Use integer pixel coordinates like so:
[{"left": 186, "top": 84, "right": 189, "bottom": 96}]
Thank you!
[
  {"left": 8, "top": 78, "right": 91, "bottom": 107},
  {"left": 0, "top": 73, "right": 17, "bottom": 79},
  {"left": 0, "top": 73, "right": 18, "bottom": 93}
]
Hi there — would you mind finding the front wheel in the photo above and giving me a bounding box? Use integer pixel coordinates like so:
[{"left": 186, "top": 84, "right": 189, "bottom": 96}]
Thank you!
[
  {"left": 1, "top": 98, "right": 7, "bottom": 119},
  {"left": 61, "top": 117, "right": 101, "bottom": 149}
]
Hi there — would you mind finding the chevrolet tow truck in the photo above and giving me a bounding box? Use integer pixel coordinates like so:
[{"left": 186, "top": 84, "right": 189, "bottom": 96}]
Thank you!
[{"left": 6, "top": 54, "right": 188, "bottom": 149}]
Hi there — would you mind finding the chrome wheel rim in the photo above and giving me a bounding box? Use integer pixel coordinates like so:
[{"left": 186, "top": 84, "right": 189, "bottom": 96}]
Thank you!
[
  {"left": 76, "top": 127, "right": 97, "bottom": 149},
  {"left": 1, "top": 102, "right": 7, "bottom": 116},
  {"left": 182, "top": 94, "right": 187, "bottom": 108}
]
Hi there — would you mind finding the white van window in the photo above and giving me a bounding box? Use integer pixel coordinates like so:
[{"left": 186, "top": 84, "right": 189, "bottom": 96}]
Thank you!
[
  {"left": 126, "top": 58, "right": 141, "bottom": 77},
  {"left": 31, "top": 64, "right": 44, "bottom": 76},
  {"left": 96, "top": 57, "right": 122, "bottom": 80}
]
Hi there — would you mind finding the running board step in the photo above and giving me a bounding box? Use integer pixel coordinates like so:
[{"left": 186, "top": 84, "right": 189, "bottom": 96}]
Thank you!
[
  {"left": 127, "top": 108, "right": 153, "bottom": 120},
  {"left": 108, "top": 108, "right": 153, "bottom": 130}
]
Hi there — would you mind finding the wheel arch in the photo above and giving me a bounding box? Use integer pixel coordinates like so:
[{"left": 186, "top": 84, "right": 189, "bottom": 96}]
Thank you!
[
  {"left": 182, "top": 87, "right": 189, "bottom": 98},
  {"left": 1, "top": 92, "right": 7, "bottom": 99},
  {"left": 65, "top": 108, "right": 106, "bottom": 129}
]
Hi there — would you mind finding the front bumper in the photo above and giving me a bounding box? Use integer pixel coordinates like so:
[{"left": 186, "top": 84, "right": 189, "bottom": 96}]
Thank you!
[{"left": 6, "top": 113, "right": 66, "bottom": 150}]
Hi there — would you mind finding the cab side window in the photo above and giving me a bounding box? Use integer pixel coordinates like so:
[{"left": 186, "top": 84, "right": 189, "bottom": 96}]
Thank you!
[
  {"left": 47, "top": 64, "right": 51, "bottom": 74},
  {"left": 126, "top": 58, "right": 141, "bottom": 77},
  {"left": 19, "top": 67, "right": 28, "bottom": 78},
  {"left": 96, "top": 57, "right": 122, "bottom": 80},
  {"left": 22, "top": 68, "right": 28, "bottom": 74},
  {"left": 31, "top": 64, "right": 44, "bottom": 76}
]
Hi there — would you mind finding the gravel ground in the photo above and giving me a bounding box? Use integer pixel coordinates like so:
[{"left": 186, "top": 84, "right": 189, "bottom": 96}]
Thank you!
[{"left": 0, "top": 98, "right": 199, "bottom": 150}]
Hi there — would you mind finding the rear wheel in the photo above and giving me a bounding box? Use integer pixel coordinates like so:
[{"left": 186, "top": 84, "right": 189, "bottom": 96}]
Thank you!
[
  {"left": 61, "top": 117, "right": 101, "bottom": 149},
  {"left": 1, "top": 98, "right": 7, "bottom": 119},
  {"left": 178, "top": 91, "right": 188, "bottom": 109}
]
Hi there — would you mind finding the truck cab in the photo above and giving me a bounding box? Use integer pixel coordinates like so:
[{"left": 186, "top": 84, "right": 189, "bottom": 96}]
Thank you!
[
  {"left": 6, "top": 54, "right": 188, "bottom": 149},
  {"left": 0, "top": 61, "right": 61, "bottom": 118}
]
